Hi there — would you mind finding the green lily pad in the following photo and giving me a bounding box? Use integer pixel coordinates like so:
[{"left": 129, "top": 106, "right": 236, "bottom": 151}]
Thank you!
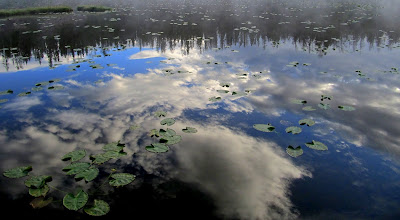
[
  {"left": 63, "top": 190, "right": 89, "bottom": 211},
  {"left": 286, "top": 146, "right": 303, "bottom": 157},
  {"left": 305, "top": 140, "right": 328, "bottom": 151},
  {"left": 25, "top": 175, "right": 52, "bottom": 189},
  {"left": 232, "top": 91, "right": 247, "bottom": 96},
  {"left": 155, "top": 111, "right": 167, "bottom": 117},
  {"left": 84, "top": 200, "right": 110, "bottom": 216},
  {"left": 0, "top": 90, "right": 13, "bottom": 95},
  {"left": 30, "top": 197, "right": 53, "bottom": 209},
  {"left": 29, "top": 185, "right": 50, "bottom": 197},
  {"left": 298, "top": 119, "right": 315, "bottom": 126},
  {"left": 285, "top": 126, "right": 302, "bottom": 134},
  {"left": 35, "top": 81, "right": 49, "bottom": 87},
  {"left": 32, "top": 87, "right": 43, "bottom": 92},
  {"left": 62, "top": 162, "right": 91, "bottom": 175},
  {"left": 338, "top": 105, "right": 355, "bottom": 111},
  {"left": 159, "top": 128, "right": 176, "bottom": 137},
  {"left": 3, "top": 166, "right": 32, "bottom": 178},
  {"left": 109, "top": 173, "right": 136, "bottom": 187},
  {"left": 90, "top": 151, "right": 127, "bottom": 165},
  {"left": 74, "top": 168, "right": 99, "bottom": 182},
  {"left": 291, "top": 99, "right": 307, "bottom": 104},
  {"left": 129, "top": 124, "right": 140, "bottom": 131},
  {"left": 220, "top": 83, "right": 230, "bottom": 87},
  {"left": 318, "top": 103, "right": 330, "bottom": 110},
  {"left": 62, "top": 149, "right": 86, "bottom": 162},
  {"left": 149, "top": 129, "right": 160, "bottom": 137},
  {"left": 160, "top": 135, "right": 182, "bottom": 145},
  {"left": 48, "top": 86, "right": 64, "bottom": 90},
  {"left": 302, "top": 106, "right": 316, "bottom": 111},
  {"left": 253, "top": 124, "right": 275, "bottom": 132},
  {"left": 103, "top": 141, "right": 125, "bottom": 152},
  {"left": 145, "top": 143, "right": 169, "bottom": 153},
  {"left": 18, "top": 92, "right": 31, "bottom": 97},
  {"left": 182, "top": 127, "right": 197, "bottom": 133},
  {"left": 160, "top": 118, "right": 175, "bottom": 126},
  {"left": 0, "top": 99, "right": 8, "bottom": 104},
  {"left": 209, "top": 96, "right": 221, "bottom": 102},
  {"left": 217, "top": 90, "right": 229, "bottom": 93},
  {"left": 321, "top": 95, "right": 332, "bottom": 101}
]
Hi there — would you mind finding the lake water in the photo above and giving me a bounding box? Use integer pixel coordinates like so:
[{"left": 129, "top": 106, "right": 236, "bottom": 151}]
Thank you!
[{"left": 1, "top": 0, "right": 400, "bottom": 219}]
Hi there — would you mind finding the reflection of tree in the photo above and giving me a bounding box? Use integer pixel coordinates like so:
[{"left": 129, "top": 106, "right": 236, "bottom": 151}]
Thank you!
[{"left": 0, "top": 1, "right": 399, "bottom": 70}]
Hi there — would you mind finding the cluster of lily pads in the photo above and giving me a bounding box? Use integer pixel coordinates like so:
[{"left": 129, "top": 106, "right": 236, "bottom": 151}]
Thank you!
[
  {"left": 145, "top": 111, "right": 197, "bottom": 153},
  {"left": 2, "top": 141, "right": 135, "bottom": 216},
  {"left": 253, "top": 94, "right": 355, "bottom": 158}
]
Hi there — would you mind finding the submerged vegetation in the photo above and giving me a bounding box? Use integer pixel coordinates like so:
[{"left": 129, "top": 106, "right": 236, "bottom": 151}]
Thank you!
[
  {"left": 0, "top": 6, "right": 72, "bottom": 17},
  {"left": 77, "top": 5, "right": 112, "bottom": 12}
]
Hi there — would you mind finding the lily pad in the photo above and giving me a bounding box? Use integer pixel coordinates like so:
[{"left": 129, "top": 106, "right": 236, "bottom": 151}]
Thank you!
[
  {"left": 286, "top": 146, "right": 303, "bottom": 157},
  {"left": 109, "top": 173, "right": 136, "bottom": 187},
  {"left": 129, "top": 124, "right": 140, "bottom": 131},
  {"left": 0, "top": 99, "right": 8, "bottom": 104},
  {"left": 3, "top": 166, "right": 32, "bottom": 178},
  {"left": 35, "top": 81, "right": 49, "bottom": 87},
  {"left": 18, "top": 92, "right": 31, "bottom": 97},
  {"left": 160, "top": 135, "right": 182, "bottom": 145},
  {"left": 321, "top": 95, "right": 332, "bottom": 101},
  {"left": 84, "top": 200, "right": 110, "bottom": 216},
  {"left": 182, "top": 127, "right": 197, "bottom": 133},
  {"left": 285, "top": 126, "right": 302, "bottom": 134},
  {"left": 0, "top": 90, "right": 13, "bottom": 95},
  {"left": 74, "top": 168, "right": 99, "bottom": 182},
  {"left": 29, "top": 185, "right": 50, "bottom": 197},
  {"left": 318, "top": 103, "right": 330, "bottom": 110},
  {"left": 253, "top": 124, "right": 275, "bottom": 132},
  {"left": 25, "top": 175, "right": 52, "bottom": 189},
  {"left": 48, "top": 86, "right": 64, "bottom": 90},
  {"left": 103, "top": 141, "right": 125, "bottom": 152},
  {"left": 62, "top": 162, "right": 91, "bottom": 175},
  {"left": 30, "top": 197, "right": 53, "bottom": 209},
  {"left": 145, "top": 143, "right": 169, "bottom": 153},
  {"left": 149, "top": 129, "right": 160, "bottom": 137},
  {"left": 32, "top": 87, "right": 43, "bottom": 92},
  {"left": 305, "top": 140, "right": 328, "bottom": 151},
  {"left": 338, "top": 105, "right": 355, "bottom": 111},
  {"left": 159, "top": 128, "right": 176, "bottom": 137},
  {"left": 291, "top": 99, "right": 307, "bottom": 104},
  {"left": 220, "top": 83, "right": 230, "bottom": 87},
  {"left": 299, "top": 119, "right": 315, "bottom": 126},
  {"left": 62, "top": 149, "right": 86, "bottom": 162},
  {"left": 160, "top": 118, "right": 175, "bottom": 126},
  {"left": 63, "top": 190, "right": 88, "bottom": 211},
  {"left": 209, "top": 96, "right": 221, "bottom": 102},
  {"left": 302, "top": 106, "right": 316, "bottom": 111},
  {"left": 155, "top": 111, "right": 167, "bottom": 117},
  {"left": 217, "top": 90, "right": 229, "bottom": 93},
  {"left": 232, "top": 91, "right": 247, "bottom": 96}
]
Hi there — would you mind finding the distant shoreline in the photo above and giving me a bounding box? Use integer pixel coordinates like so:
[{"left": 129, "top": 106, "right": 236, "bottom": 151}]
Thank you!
[{"left": 0, "top": 5, "right": 112, "bottom": 18}]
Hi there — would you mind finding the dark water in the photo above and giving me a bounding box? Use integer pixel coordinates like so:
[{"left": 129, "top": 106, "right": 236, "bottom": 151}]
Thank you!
[{"left": 1, "top": 1, "right": 400, "bottom": 219}]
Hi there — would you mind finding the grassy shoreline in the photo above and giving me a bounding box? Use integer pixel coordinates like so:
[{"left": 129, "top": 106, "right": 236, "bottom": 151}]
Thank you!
[
  {"left": 77, "top": 5, "right": 112, "bottom": 12},
  {"left": 0, "top": 6, "right": 73, "bottom": 17}
]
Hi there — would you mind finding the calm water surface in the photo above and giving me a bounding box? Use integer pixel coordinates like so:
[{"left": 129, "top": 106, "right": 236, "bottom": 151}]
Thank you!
[{"left": 1, "top": 1, "right": 400, "bottom": 219}]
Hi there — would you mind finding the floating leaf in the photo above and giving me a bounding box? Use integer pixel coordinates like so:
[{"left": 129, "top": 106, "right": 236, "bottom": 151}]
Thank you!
[
  {"left": 74, "top": 168, "right": 99, "bottom": 182},
  {"left": 160, "top": 118, "right": 175, "bottom": 126},
  {"left": 103, "top": 141, "right": 125, "bottom": 152},
  {"left": 253, "top": 124, "right": 275, "bottom": 132},
  {"left": 338, "top": 105, "right": 355, "bottom": 111},
  {"left": 48, "top": 86, "right": 64, "bottom": 90},
  {"left": 209, "top": 96, "right": 221, "bottom": 102},
  {"left": 149, "top": 129, "right": 160, "bottom": 137},
  {"left": 302, "top": 106, "right": 316, "bottom": 111},
  {"left": 299, "top": 119, "right": 315, "bottom": 126},
  {"left": 159, "top": 128, "right": 176, "bottom": 137},
  {"left": 232, "top": 91, "right": 247, "bottom": 96},
  {"left": 318, "top": 103, "right": 330, "bottom": 110},
  {"left": 18, "top": 92, "right": 31, "bottom": 97},
  {"left": 62, "top": 162, "right": 91, "bottom": 175},
  {"left": 0, "top": 90, "right": 13, "bottom": 95},
  {"left": 286, "top": 146, "right": 303, "bottom": 157},
  {"left": 3, "top": 166, "right": 32, "bottom": 178},
  {"left": 32, "top": 87, "right": 43, "bottom": 92},
  {"left": 220, "top": 83, "right": 230, "bottom": 87},
  {"left": 321, "top": 95, "right": 332, "bottom": 101},
  {"left": 160, "top": 135, "right": 182, "bottom": 145},
  {"left": 145, "top": 143, "right": 169, "bottom": 153},
  {"left": 84, "top": 200, "right": 110, "bottom": 216},
  {"left": 90, "top": 151, "right": 127, "bottom": 165},
  {"left": 217, "top": 90, "right": 229, "bottom": 93},
  {"left": 35, "top": 81, "right": 49, "bottom": 87},
  {"left": 305, "top": 140, "right": 328, "bottom": 151},
  {"left": 25, "top": 175, "right": 52, "bottom": 189},
  {"left": 291, "top": 99, "right": 307, "bottom": 104},
  {"left": 129, "top": 124, "right": 140, "bottom": 131},
  {"left": 30, "top": 197, "right": 53, "bottom": 209},
  {"left": 109, "top": 173, "right": 136, "bottom": 187},
  {"left": 62, "top": 149, "right": 86, "bottom": 162},
  {"left": 155, "top": 111, "right": 167, "bottom": 117},
  {"left": 63, "top": 190, "right": 89, "bottom": 211},
  {"left": 0, "top": 99, "right": 8, "bottom": 104},
  {"left": 29, "top": 185, "right": 50, "bottom": 197},
  {"left": 182, "top": 127, "right": 197, "bottom": 133},
  {"left": 285, "top": 126, "right": 302, "bottom": 134}
]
